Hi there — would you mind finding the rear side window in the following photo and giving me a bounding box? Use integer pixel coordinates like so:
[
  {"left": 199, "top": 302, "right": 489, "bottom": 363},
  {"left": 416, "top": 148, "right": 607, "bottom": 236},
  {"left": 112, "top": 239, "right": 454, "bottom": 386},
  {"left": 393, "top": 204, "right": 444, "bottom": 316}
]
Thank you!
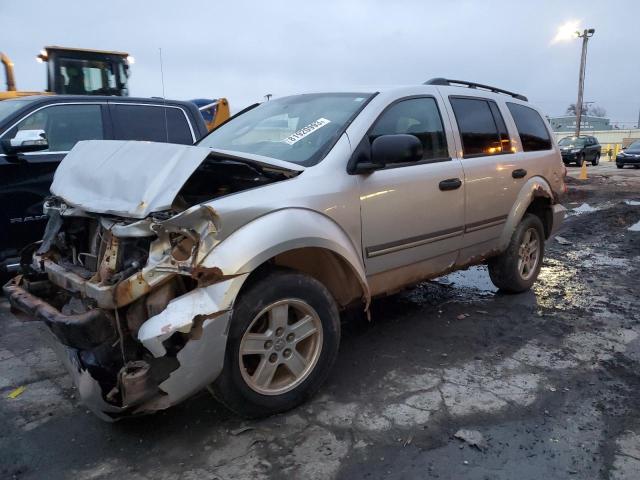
[
  {"left": 370, "top": 97, "right": 448, "bottom": 161},
  {"left": 506, "top": 103, "right": 552, "bottom": 152},
  {"left": 450, "top": 97, "right": 511, "bottom": 157},
  {"left": 111, "top": 105, "right": 193, "bottom": 145}
]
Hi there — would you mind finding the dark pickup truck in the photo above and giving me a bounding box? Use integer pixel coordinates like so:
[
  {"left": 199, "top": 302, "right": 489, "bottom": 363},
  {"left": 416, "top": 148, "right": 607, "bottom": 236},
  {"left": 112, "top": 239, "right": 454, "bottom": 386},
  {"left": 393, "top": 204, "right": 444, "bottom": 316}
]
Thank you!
[{"left": 0, "top": 95, "right": 209, "bottom": 275}]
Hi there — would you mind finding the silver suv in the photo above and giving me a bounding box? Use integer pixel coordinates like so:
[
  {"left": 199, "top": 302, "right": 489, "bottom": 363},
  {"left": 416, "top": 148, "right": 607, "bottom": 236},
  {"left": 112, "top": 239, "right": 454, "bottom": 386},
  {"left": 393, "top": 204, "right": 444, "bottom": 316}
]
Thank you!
[{"left": 4, "top": 78, "right": 566, "bottom": 420}]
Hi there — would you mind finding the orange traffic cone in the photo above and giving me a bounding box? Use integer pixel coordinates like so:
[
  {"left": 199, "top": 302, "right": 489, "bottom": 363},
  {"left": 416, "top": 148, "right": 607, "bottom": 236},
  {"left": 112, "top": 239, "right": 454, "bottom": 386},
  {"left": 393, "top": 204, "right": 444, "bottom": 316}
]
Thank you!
[{"left": 579, "top": 160, "right": 588, "bottom": 180}]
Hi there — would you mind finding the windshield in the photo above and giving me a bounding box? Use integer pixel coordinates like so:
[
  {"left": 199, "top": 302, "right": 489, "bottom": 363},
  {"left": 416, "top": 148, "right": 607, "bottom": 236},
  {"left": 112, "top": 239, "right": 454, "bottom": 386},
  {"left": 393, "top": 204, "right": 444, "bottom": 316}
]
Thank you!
[
  {"left": 198, "top": 93, "right": 373, "bottom": 166},
  {"left": 558, "top": 137, "right": 586, "bottom": 147},
  {"left": 0, "top": 99, "right": 34, "bottom": 124},
  {"left": 627, "top": 140, "right": 640, "bottom": 150}
]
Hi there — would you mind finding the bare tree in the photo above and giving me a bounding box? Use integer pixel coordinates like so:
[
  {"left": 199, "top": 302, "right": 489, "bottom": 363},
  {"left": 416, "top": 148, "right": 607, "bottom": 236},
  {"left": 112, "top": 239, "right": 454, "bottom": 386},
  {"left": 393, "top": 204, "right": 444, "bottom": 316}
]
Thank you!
[{"left": 565, "top": 103, "right": 607, "bottom": 117}]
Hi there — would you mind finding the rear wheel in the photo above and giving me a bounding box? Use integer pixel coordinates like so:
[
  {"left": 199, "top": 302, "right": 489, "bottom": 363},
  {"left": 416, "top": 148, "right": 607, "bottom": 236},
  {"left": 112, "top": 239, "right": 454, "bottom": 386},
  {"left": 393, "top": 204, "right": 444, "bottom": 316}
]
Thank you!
[
  {"left": 617, "top": 164, "right": 624, "bottom": 169},
  {"left": 489, "top": 214, "right": 545, "bottom": 293},
  {"left": 592, "top": 153, "right": 600, "bottom": 166},
  {"left": 211, "top": 270, "right": 340, "bottom": 418}
]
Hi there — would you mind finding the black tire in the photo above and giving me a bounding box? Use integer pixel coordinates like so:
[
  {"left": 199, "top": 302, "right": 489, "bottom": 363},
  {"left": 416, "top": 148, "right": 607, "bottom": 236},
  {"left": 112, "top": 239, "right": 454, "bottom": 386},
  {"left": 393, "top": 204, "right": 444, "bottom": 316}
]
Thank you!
[
  {"left": 592, "top": 153, "right": 600, "bottom": 166},
  {"left": 211, "top": 270, "right": 340, "bottom": 418},
  {"left": 488, "top": 214, "right": 545, "bottom": 293},
  {"left": 576, "top": 153, "right": 585, "bottom": 167},
  {"left": 617, "top": 164, "right": 624, "bottom": 169}
]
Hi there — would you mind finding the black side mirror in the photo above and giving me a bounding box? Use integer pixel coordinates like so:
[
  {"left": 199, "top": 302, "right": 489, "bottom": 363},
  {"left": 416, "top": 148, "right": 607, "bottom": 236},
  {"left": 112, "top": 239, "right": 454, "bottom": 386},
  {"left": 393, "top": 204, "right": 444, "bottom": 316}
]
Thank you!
[
  {"left": 352, "top": 134, "right": 423, "bottom": 174},
  {"left": 372, "top": 134, "right": 423, "bottom": 166}
]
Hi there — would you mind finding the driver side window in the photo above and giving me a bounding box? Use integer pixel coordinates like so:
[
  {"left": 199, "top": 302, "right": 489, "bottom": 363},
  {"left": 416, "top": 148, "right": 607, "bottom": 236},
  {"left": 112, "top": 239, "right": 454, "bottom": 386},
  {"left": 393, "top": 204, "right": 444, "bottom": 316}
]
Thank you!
[
  {"left": 370, "top": 97, "right": 449, "bottom": 162},
  {"left": 3, "top": 104, "right": 104, "bottom": 152}
]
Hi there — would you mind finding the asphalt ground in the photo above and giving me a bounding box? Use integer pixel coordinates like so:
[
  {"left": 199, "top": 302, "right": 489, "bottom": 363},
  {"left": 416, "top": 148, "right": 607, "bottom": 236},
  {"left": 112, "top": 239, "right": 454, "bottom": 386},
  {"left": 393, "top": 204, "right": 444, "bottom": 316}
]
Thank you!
[{"left": 1, "top": 162, "right": 639, "bottom": 480}]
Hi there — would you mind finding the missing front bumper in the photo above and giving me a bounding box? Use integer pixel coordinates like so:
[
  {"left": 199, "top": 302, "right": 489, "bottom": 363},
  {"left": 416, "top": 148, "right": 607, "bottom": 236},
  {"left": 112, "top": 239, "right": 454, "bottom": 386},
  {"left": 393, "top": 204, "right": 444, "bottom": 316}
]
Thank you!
[
  {"left": 3, "top": 273, "right": 243, "bottom": 419},
  {"left": 3, "top": 278, "right": 116, "bottom": 349}
]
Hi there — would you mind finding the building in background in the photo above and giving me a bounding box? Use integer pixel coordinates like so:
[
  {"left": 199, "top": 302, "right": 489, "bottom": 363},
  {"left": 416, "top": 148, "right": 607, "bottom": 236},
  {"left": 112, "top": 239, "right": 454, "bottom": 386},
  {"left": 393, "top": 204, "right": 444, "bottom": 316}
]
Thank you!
[{"left": 548, "top": 115, "right": 612, "bottom": 132}]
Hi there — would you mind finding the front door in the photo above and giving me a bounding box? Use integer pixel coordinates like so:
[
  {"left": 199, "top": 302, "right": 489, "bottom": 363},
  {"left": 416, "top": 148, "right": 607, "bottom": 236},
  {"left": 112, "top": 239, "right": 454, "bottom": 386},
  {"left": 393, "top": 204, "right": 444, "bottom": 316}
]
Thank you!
[{"left": 357, "top": 96, "right": 465, "bottom": 294}]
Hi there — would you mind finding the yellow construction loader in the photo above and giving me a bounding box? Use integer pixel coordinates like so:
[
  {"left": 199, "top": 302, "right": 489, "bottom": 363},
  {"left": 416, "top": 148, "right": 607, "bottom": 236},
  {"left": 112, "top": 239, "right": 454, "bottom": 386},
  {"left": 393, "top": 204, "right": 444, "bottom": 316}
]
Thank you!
[
  {"left": 1, "top": 46, "right": 229, "bottom": 130},
  {"left": 1, "top": 46, "right": 133, "bottom": 100}
]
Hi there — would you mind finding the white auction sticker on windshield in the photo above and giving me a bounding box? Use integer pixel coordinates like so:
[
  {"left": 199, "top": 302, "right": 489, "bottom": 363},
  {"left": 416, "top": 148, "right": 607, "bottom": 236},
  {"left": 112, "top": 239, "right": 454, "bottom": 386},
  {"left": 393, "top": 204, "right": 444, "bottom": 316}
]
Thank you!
[{"left": 283, "top": 118, "right": 331, "bottom": 145}]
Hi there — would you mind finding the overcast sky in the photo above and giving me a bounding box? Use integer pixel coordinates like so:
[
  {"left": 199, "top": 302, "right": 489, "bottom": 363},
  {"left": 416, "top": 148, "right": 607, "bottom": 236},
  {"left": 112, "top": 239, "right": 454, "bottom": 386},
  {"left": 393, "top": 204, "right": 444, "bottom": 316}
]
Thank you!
[{"left": 2, "top": 0, "right": 638, "bottom": 125}]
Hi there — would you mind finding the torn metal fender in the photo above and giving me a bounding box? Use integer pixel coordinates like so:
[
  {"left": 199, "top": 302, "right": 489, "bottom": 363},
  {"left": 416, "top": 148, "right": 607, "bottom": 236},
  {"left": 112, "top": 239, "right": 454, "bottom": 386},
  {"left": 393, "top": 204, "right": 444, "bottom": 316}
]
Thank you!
[
  {"left": 498, "top": 176, "right": 562, "bottom": 250},
  {"left": 135, "top": 276, "right": 247, "bottom": 409},
  {"left": 137, "top": 275, "right": 247, "bottom": 357},
  {"left": 199, "top": 208, "right": 371, "bottom": 307}
]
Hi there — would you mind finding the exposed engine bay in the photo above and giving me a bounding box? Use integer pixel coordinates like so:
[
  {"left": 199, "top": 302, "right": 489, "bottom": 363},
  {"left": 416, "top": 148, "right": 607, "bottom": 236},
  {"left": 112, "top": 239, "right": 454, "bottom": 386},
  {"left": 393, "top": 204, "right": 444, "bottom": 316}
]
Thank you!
[{"left": 3, "top": 142, "right": 299, "bottom": 419}]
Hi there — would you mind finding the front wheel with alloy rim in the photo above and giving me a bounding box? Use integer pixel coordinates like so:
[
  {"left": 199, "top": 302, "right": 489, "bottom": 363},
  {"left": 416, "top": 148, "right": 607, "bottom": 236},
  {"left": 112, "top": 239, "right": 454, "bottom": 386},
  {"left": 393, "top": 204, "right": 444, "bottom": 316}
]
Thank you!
[
  {"left": 592, "top": 153, "right": 600, "bottom": 166},
  {"left": 211, "top": 270, "right": 340, "bottom": 418},
  {"left": 488, "top": 213, "right": 545, "bottom": 293}
]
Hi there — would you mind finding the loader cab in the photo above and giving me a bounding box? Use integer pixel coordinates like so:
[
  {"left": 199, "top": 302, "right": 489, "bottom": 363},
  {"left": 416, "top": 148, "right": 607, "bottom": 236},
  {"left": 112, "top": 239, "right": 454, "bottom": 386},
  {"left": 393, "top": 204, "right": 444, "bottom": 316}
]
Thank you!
[{"left": 38, "top": 46, "right": 132, "bottom": 97}]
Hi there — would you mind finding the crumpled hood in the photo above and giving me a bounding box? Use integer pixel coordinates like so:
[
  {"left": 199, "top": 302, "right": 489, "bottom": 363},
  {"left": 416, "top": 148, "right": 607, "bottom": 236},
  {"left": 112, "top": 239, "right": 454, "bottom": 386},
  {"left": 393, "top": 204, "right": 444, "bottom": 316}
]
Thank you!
[
  {"left": 50, "top": 140, "right": 303, "bottom": 219},
  {"left": 51, "top": 140, "right": 212, "bottom": 218}
]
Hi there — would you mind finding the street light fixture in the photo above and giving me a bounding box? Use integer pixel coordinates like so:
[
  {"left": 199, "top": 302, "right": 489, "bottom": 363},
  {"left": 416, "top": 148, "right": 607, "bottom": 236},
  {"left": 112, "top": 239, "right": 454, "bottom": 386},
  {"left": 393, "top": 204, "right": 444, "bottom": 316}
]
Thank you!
[{"left": 574, "top": 28, "right": 595, "bottom": 137}]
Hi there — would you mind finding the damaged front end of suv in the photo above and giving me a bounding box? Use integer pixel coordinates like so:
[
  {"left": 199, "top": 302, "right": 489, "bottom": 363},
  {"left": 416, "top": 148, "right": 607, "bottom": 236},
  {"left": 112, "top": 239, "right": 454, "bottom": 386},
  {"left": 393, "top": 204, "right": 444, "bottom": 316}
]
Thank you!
[{"left": 3, "top": 140, "right": 300, "bottom": 420}]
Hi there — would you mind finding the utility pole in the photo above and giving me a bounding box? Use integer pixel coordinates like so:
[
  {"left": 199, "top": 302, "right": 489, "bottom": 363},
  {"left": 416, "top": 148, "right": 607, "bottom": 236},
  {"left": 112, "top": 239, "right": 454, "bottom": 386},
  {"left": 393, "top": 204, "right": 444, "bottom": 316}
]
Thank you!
[{"left": 574, "top": 28, "right": 595, "bottom": 137}]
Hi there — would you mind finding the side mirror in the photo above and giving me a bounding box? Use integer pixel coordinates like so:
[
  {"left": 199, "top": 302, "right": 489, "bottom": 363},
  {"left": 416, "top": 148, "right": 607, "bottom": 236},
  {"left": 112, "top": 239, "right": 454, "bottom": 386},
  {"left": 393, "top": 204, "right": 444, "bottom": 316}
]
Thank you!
[
  {"left": 1, "top": 129, "right": 49, "bottom": 155},
  {"left": 352, "top": 134, "right": 423, "bottom": 174}
]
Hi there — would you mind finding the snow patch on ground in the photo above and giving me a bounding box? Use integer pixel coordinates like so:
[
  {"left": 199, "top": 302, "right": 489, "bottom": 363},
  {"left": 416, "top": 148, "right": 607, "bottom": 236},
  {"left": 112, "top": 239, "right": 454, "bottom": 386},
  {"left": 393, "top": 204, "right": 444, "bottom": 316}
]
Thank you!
[
  {"left": 628, "top": 220, "right": 640, "bottom": 232},
  {"left": 571, "top": 203, "right": 600, "bottom": 215}
]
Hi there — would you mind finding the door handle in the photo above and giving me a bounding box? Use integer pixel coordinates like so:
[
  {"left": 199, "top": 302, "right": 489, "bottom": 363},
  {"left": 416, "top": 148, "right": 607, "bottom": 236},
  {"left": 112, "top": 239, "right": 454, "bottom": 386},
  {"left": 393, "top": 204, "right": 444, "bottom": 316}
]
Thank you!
[
  {"left": 439, "top": 178, "right": 462, "bottom": 191},
  {"left": 512, "top": 168, "right": 527, "bottom": 179}
]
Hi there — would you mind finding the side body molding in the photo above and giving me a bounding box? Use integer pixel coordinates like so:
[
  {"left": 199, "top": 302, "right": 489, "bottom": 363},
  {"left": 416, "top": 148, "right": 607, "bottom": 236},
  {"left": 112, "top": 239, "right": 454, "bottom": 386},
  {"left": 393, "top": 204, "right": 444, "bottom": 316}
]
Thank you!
[{"left": 499, "top": 176, "right": 556, "bottom": 250}]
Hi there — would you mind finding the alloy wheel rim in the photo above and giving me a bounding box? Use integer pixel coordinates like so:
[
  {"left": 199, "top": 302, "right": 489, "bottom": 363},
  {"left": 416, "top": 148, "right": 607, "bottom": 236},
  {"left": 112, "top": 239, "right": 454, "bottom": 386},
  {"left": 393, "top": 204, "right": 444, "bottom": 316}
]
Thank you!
[
  {"left": 239, "top": 299, "right": 323, "bottom": 395},
  {"left": 517, "top": 227, "right": 540, "bottom": 281}
]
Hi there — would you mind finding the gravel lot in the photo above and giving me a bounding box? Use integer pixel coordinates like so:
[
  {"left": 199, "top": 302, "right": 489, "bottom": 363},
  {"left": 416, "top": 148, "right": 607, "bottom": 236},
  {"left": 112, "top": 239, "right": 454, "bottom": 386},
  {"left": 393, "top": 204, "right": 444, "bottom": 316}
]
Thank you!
[{"left": 1, "top": 162, "right": 639, "bottom": 480}]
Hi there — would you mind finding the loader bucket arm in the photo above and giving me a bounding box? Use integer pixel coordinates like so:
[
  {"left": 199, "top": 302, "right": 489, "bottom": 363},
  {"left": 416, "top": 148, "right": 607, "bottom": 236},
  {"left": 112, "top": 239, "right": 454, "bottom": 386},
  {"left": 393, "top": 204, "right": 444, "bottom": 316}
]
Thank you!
[{"left": 0, "top": 52, "right": 17, "bottom": 91}]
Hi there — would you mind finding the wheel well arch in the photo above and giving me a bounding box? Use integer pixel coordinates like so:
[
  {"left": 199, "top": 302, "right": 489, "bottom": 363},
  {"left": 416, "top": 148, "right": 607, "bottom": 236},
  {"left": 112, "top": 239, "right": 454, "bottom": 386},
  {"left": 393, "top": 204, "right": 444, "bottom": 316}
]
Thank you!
[
  {"left": 236, "top": 247, "right": 368, "bottom": 310},
  {"left": 525, "top": 196, "right": 553, "bottom": 238}
]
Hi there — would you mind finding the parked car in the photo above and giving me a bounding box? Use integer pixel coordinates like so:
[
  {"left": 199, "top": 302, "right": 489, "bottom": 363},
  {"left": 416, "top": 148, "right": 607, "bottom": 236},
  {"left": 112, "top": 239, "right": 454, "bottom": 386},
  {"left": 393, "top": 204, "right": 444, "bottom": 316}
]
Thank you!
[
  {"left": 4, "top": 79, "right": 566, "bottom": 420},
  {"left": 0, "top": 95, "right": 209, "bottom": 276},
  {"left": 616, "top": 140, "right": 640, "bottom": 168},
  {"left": 558, "top": 135, "right": 601, "bottom": 166}
]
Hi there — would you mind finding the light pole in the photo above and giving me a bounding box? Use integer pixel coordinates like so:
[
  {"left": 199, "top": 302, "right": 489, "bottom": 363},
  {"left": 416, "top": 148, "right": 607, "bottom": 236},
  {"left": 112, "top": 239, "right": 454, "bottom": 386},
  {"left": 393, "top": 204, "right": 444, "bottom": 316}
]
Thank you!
[{"left": 574, "top": 28, "right": 595, "bottom": 138}]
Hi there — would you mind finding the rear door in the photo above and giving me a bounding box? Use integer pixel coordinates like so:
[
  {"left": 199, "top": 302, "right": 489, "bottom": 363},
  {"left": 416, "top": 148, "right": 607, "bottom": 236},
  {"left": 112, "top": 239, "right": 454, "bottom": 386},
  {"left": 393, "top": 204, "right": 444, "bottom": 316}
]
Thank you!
[
  {"left": 358, "top": 96, "right": 465, "bottom": 289},
  {"left": 0, "top": 102, "right": 106, "bottom": 257},
  {"left": 445, "top": 96, "right": 519, "bottom": 261},
  {"left": 108, "top": 103, "right": 196, "bottom": 145}
]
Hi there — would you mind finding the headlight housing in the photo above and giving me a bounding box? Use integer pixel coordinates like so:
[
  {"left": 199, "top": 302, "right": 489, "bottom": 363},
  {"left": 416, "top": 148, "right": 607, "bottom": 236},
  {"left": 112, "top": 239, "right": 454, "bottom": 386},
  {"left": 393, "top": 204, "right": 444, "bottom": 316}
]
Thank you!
[{"left": 571, "top": 148, "right": 582, "bottom": 153}]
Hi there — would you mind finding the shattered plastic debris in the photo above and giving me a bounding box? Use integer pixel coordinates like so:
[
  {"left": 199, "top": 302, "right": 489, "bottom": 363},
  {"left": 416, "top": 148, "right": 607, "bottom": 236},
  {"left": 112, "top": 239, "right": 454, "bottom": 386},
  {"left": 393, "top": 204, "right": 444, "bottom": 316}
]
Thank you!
[
  {"left": 555, "top": 236, "right": 571, "bottom": 245},
  {"left": 7, "top": 386, "right": 26, "bottom": 399},
  {"left": 454, "top": 429, "right": 487, "bottom": 451},
  {"left": 628, "top": 221, "right": 640, "bottom": 232},
  {"left": 623, "top": 200, "right": 640, "bottom": 206}
]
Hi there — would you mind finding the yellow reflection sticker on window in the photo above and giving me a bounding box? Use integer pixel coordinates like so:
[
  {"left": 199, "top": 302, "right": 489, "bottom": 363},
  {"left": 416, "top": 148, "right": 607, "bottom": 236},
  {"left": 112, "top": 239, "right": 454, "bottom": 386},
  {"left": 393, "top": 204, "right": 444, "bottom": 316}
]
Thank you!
[{"left": 283, "top": 118, "right": 331, "bottom": 145}]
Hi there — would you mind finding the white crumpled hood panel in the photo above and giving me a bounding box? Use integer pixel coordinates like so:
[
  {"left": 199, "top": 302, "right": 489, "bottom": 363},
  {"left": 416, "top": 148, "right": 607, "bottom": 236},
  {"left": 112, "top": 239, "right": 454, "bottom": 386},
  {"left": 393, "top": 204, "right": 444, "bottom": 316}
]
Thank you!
[{"left": 50, "top": 140, "right": 212, "bottom": 218}]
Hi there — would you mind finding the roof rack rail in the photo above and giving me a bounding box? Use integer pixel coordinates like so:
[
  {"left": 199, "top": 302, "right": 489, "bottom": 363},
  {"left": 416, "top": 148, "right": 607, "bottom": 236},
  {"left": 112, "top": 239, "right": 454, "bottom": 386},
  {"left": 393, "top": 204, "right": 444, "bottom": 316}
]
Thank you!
[{"left": 424, "top": 78, "right": 528, "bottom": 102}]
